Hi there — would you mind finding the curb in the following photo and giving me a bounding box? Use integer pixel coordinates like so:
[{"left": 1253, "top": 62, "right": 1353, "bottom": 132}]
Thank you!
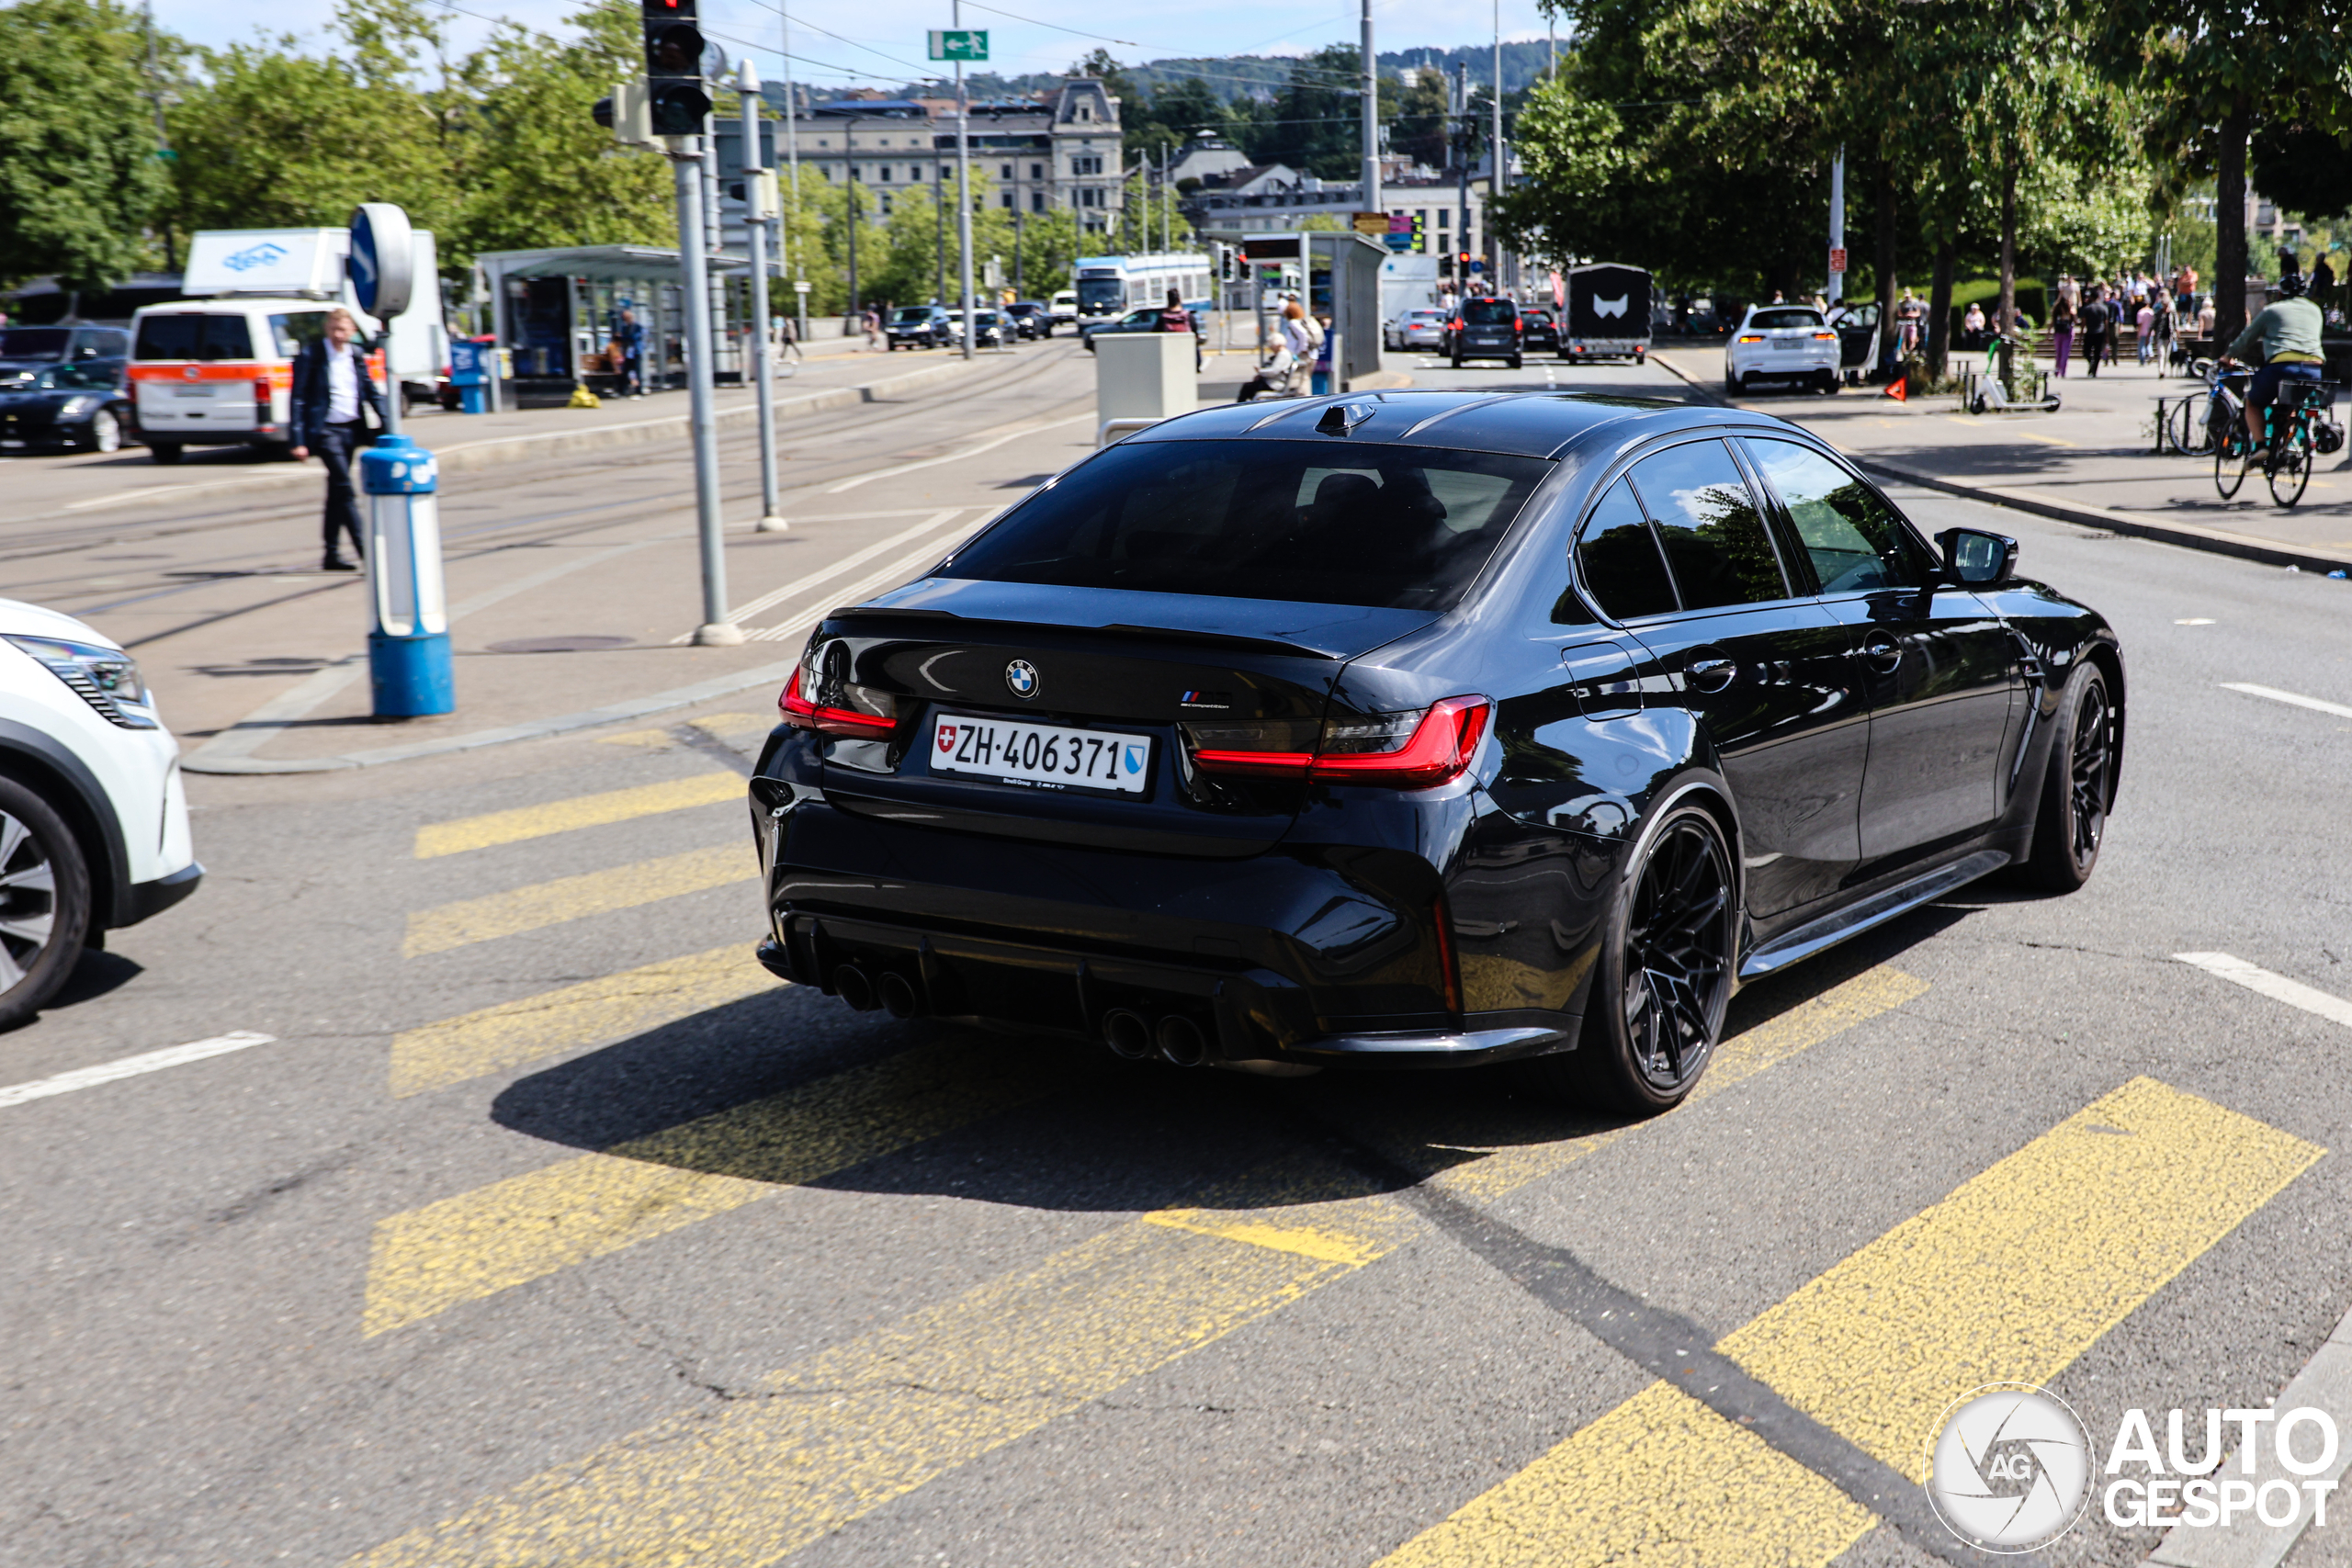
[{"left": 1645, "top": 351, "right": 2352, "bottom": 577}]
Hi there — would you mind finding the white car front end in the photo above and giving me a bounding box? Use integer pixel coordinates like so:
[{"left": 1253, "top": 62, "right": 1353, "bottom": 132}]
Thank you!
[{"left": 0, "top": 598, "right": 200, "bottom": 1021}]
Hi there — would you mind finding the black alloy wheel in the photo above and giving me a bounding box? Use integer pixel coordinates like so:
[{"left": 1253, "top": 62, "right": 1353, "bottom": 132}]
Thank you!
[
  {"left": 2018, "top": 665, "right": 2114, "bottom": 892},
  {"left": 1535, "top": 803, "right": 1735, "bottom": 1113},
  {"left": 0, "top": 775, "right": 93, "bottom": 1030}
]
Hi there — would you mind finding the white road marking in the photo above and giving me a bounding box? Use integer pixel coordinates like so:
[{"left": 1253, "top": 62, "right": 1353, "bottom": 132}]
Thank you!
[
  {"left": 2175, "top": 617, "right": 2215, "bottom": 625},
  {"left": 2176, "top": 953, "right": 2352, "bottom": 1031},
  {"left": 2221, "top": 682, "right": 2352, "bottom": 722},
  {"left": 0, "top": 1032, "right": 278, "bottom": 1110},
  {"left": 826, "top": 412, "right": 1093, "bottom": 493}
]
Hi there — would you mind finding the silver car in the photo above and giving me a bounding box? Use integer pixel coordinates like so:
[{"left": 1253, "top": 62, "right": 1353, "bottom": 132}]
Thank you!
[{"left": 1385, "top": 307, "right": 1449, "bottom": 352}]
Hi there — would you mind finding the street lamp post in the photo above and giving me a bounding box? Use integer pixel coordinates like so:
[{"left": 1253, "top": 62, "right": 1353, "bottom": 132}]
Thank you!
[{"left": 955, "top": 2, "right": 974, "bottom": 360}]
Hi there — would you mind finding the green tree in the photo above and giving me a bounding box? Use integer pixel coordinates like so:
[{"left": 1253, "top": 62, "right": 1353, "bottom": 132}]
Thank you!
[
  {"left": 2098, "top": 0, "right": 2352, "bottom": 340},
  {"left": 0, "top": 0, "right": 172, "bottom": 290},
  {"left": 1242, "top": 45, "right": 1374, "bottom": 180},
  {"left": 1390, "top": 66, "right": 1453, "bottom": 171}
]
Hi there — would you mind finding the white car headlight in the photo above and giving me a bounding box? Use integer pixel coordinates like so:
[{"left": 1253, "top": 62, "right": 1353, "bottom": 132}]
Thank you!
[
  {"left": 57, "top": 395, "right": 99, "bottom": 418},
  {"left": 4, "top": 635, "right": 158, "bottom": 728}
]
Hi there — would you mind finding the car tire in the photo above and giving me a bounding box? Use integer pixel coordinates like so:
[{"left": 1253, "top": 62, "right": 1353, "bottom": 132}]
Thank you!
[
  {"left": 149, "top": 442, "right": 183, "bottom": 465},
  {"left": 0, "top": 773, "right": 94, "bottom": 1032},
  {"left": 1532, "top": 800, "right": 1736, "bottom": 1115},
  {"left": 1450, "top": 353, "right": 1463, "bottom": 370},
  {"left": 2015, "top": 663, "right": 2115, "bottom": 893},
  {"left": 85, "top": 410, "right": 123, "bottom": 453},
  {"left": 1724, "top": 370, "right": 1736, "bottom": 392},
  {"left": 1509, "top": 355, "right": 1523, "bottom": 370}
]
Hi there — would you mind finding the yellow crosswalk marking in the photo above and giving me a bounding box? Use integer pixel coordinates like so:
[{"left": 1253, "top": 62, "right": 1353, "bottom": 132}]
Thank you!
[
  {"left": 1376, "top": 1381, "right": 1877, "bottom": 1568},
  {"left": 1720, "top": 1076, "right": 2323, "bottom": 1478},
  {"left": 349, "top": 970, "right": 1933, "bottom": 1562},
  {"left": 389, "top": 944, "right": 776, "bottom": 1098},
  {"left": 596, "top": 711, "right": 773, "bottom": 750},
  {"left": 1417, "top": 965, "right": 1929, "bottom": 1201},
  {"left": 401, "top": 843, "right": 753, "bottom": 957},
  {"left": 1373, "top": 1078, "right": 2322, "bottom": 1565},
  {"left": 413, "top": 773, "right": 742, "bottom": 858},
  {"left": 364, "top": 1042, "right": 1069, "bottom": 1336},
  {"left": 351, "top": 1160, "right": 1416, "bottom": 1564}
]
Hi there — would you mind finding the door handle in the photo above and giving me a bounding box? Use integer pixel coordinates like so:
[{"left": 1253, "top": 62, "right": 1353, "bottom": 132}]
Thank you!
[
  {"left": 1860, "top": 635, "right": 1903, "bottom": 672},
  {"left": 1686, "top": 656, "right": 1737, "bottom": 694}
]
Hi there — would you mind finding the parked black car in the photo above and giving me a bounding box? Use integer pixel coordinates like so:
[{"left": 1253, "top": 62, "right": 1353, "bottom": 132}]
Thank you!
[
  {"left": 967, "top": 310, "right": 1008, "bottom": 349},
  {"left": 1005, "top": 301, "right": 1051, "bottom": 339},
  {"left": 1447, "top": 297, "right": 1523, "bottom": 368},
  {"left": 0, "top": 324, "right": 130, "bottom": 380},
  {"left": 1520, "top": 307, "right": 1560, "bottom": 353},
  {"left": 0, "top": 361, "right": 136, "bottom": 453},
  {"left": 750, "top": 390, "right": 2122, "bottom": 1111},
  {"left": 886, "top": 306, "right": 953, "bottom": 350}
]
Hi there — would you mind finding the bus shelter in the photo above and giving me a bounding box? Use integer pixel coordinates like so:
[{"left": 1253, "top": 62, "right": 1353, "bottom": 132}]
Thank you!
[
  {"left": 1227, "top": 231, "right": 1386, "bottom": 391},
  {"left": 475, "top": 245, "right": 752, "bottom": 407}
]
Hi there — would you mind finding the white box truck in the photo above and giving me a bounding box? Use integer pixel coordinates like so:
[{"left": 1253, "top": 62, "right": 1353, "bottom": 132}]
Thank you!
[{"left": 127, "top": 229, "right": 448, "bottom": 463}]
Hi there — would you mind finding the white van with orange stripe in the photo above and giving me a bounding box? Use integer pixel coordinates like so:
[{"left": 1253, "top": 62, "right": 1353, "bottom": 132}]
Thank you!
[{"left": 127, "top": 229, "right": 443, "bottom": 465}]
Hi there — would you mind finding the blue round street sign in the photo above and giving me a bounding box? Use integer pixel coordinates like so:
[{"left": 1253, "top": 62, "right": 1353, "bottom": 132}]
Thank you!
[{"left": 348, "top": 203, "right": 415, "bottom": 320}]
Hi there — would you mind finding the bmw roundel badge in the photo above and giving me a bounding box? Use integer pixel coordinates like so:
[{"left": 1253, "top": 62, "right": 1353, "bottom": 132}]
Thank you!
[{"left": 1004, "top": 659, "right": 1040, "bottom": 699}]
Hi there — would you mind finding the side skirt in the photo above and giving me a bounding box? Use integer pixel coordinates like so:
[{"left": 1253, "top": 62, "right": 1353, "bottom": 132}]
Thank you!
[{"left": 1736, "top": 849, "right": 2008, "bottom": 981}]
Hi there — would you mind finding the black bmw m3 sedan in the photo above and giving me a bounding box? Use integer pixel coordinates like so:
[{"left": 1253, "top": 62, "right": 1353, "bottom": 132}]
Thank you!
[{"left": 750, "top": 390, "right": 2123, "bottom": 1111}]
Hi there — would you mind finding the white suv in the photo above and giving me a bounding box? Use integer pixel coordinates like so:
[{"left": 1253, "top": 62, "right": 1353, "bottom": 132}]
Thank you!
[
  {"left": 0, "top": 599, "right": 200, "bottom": 1028},
  {"left": 1724, "top": 305, "right": 1842, "bottom": 394}
]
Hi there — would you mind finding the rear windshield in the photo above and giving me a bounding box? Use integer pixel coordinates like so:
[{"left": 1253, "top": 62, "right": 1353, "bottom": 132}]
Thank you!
[
  {"left": 1463, "top": 299, "right": 1518, "bottom": 325},
  {"left": 0, "top": 329, "right": 70, "bottom": 359},
  {"left": 891, "top": 308, "right": 932, "bottom": 323},
  {"left": 941, "top": 439, "right": 1551, "bottom": 611},
  {"left": 1749, "top": 310, "right": 1824, "bottom": 330},
  {"left": 134, "top": 314, "right": 255, "bottom": 360}
]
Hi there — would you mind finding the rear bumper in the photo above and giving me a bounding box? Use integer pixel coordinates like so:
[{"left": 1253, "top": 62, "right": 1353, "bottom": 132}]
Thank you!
[{"left": 762, "top": 799, "right": 1584, "bottom": 1068}]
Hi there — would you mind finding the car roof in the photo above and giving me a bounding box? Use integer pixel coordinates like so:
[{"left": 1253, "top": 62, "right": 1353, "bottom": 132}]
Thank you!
[{"left": 1125, "top": 389, "right": 1756, "bottom": 460}]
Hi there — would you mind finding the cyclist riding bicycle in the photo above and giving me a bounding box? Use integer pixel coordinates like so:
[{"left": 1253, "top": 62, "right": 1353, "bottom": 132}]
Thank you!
[{"left": 2220, "top": 264, "right": 2325, "bottom": 457}]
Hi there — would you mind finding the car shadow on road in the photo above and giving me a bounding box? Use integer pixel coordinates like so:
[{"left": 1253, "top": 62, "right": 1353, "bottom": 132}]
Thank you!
[{"left": 488, "top": 905, "right": 1975, "bottom": 1217}]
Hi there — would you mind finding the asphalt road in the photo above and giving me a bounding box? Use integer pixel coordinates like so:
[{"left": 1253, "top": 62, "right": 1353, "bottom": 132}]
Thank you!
[{"left": 4, "top": 349, "right": 2351, "bottom": 1568}]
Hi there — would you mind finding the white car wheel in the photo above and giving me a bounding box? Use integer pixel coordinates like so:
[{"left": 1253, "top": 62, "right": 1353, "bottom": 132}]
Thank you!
[{"left": 87, "top": 410, "right": 122, "bottom": 453}]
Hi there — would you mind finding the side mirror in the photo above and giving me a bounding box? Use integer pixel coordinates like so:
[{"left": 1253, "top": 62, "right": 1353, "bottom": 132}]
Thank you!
[{"left": 1939, "top": 527, "right": 2018, "bottom": 587}]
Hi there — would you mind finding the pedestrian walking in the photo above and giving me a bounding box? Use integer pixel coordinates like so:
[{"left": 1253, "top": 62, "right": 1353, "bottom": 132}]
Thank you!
[
  {"left": 778, "top": 312, "right": 804, "bottom": 366},
  {"left": 863, "top": 306, "right": 882, "bottom": 351},
  {"left": 1154, "top": 287, "right": 1203, "bottom": 372},
  {"left": 2135, "top": 294, "right": 2156, "bottom": 364},
  {"left": 2078, "top": 288, "right": 2110, "bottom": 378},
  {"left": 613, "top": 308, "right": 645, "bottom": 398},
  {"left": 288, "top": 307, "right": 382, "bottom": 572},
  {"left": 2051, "top": 293, "right": 2076, "bottom": 378}
]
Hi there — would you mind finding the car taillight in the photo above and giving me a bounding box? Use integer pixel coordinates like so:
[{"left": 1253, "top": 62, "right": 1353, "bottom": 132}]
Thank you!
[
  {"left": 1812, "top": 331, "right": 1838, "bottom": 341},
  {"left": 778, "top": 665, "right": 897, "bottom": 738},
  {"left": 1736, "top": 333, "right": 1766, "bottom": 343},
  {"left": 1190, "top": 696, "right": 1490, "bottom": 789},
  {"left": 254, "top": 378, "right": 272, "bottom": 413}
]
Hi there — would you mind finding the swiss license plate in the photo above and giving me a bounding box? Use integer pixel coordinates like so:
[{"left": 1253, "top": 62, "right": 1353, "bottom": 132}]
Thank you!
[
  {"left": 931, "top": 714, "right": 1151, "bottom": 795},
  {"left": 1773, "top": 337, "right": 1804, "bottom": 350}
]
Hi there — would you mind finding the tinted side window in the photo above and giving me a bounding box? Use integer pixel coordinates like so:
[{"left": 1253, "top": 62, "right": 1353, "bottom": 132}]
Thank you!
[
  {"left": 1627, "top": 440, "right": 1787, "bottom": 609},
  {"left": 1573, "top": 479, "right": 1677, "bottom": 622},
  {"left": 1744, "top": 438, "right": 1930, "bottom": 592}
]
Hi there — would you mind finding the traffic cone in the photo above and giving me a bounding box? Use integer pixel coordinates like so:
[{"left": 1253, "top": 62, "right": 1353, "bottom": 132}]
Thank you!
[{"left": 1883, "top": 376, "right": 1907, "bottom": 402}]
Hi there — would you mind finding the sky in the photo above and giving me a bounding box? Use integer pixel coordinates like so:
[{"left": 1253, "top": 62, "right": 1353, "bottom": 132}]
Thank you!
[{"left": 153, "top": 0, "right": 1564, "bottom": 90}]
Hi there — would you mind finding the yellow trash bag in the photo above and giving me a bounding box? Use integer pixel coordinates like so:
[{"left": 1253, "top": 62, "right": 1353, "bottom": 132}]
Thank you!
[{"left": 568, "top": 382, "right": 602, "bottom": 409}]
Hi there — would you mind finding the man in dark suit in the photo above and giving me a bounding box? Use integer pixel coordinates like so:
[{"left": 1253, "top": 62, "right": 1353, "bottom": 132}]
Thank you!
[{"left": 289, "top": 308, "right": 383, "bottom": 571}]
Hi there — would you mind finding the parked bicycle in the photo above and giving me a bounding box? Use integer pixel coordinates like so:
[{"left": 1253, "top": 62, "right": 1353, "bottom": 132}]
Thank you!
[{"left": 2164, "top": 357, "right": 2226, "bottom": 456}]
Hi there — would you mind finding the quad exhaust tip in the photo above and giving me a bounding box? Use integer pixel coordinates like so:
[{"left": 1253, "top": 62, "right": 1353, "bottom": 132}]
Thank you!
[
  {"left": 1102, "top": 1009, "right": 1155, "bottom": 1060},
  {"left": 1156, "top": 1015, "right": 1209, "bottom": 1068},
  {"left": 833, "top": 964, "right": 877, "bottom": 1011},
  {"left": 878, "top": 972, "right": 922, "bottom": 1020}
]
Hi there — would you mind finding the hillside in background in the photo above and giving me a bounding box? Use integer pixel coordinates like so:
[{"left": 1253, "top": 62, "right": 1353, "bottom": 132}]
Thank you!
[{"left": 808, "top": 40, "right": 1560, "bottom": 107}]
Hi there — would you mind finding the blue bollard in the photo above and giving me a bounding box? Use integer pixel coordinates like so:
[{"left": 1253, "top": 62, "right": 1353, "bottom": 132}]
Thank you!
[{"left": 358, "top": 433, "right": 454, "bottom": 716}]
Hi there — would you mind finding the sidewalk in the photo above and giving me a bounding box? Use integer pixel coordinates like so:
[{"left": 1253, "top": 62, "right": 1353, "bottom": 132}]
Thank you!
[
  {"left": 17, "top": 348, "right": 993, "bottom": 524},
  {"left": 1650, "top": 345, "right": 2352, "bottom": 574}
]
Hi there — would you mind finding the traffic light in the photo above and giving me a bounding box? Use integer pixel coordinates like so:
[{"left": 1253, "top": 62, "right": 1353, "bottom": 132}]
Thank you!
[
  {"left": 1441, "top": 251, "right": 1456, "bottom": 279},
  {"left": 642, "top": 0, "right": 710, "bottom": 136}
]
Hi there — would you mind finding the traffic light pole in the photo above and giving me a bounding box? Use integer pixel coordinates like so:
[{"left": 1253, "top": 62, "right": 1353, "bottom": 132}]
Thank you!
[
  {"left": 671, "top": 137, "right": 740, "bottom": 646},
  {"left": 741, "top": 60, "right": 785, "bottom": 535},
  {"left": 954, "top": 0, "right": 974, "bottom": 361}
]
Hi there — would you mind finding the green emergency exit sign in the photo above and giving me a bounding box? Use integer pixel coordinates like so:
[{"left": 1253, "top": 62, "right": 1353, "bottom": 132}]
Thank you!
[{"left": 927, "top": 29, "right": 988, "bottom": 61}]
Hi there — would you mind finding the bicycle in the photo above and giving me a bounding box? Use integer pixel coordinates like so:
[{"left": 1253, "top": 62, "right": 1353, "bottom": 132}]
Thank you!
[
  {"left": 2165, "top": 357, "right": 2224, "bottom": 455},
  {"left": 2211, "top": 372, "right": 2335, "bottom": 507}
]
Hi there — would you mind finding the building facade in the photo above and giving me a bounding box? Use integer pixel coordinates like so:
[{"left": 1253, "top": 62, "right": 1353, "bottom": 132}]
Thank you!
[{"left": 777, "top": 79, "right": 1125, "bottom": 231}]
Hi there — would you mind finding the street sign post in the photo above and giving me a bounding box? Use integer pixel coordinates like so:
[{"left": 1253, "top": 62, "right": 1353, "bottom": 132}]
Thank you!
[
  {"left": 347, "top": 202, "right": 452, "bottom": 718},
  {"left": 927, "top": 28, "right": 987, "bottom": 60}
]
